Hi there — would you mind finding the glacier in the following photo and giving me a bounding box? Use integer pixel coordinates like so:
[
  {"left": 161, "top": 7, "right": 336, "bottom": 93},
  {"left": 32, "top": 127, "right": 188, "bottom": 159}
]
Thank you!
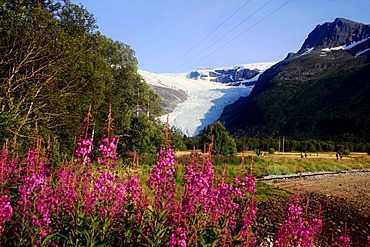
[{"left": 139, "top": 62, "right": 276, "bottom": 137}]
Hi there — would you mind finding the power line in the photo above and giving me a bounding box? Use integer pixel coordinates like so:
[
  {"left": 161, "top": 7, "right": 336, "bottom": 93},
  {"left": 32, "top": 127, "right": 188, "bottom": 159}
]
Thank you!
[
  {"left": 172, "top": 0, "right": 273, "bottom": 72},
  {"left": 162, "top": 0, "right": 251, "bottom": 72},
  {"left": 190, "top": 0, "right": 293, "bottom": 70}
]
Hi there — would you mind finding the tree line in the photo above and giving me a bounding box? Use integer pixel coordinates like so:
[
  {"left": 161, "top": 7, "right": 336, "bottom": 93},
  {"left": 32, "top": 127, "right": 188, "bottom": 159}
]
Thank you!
[
  {"left": 233, "top": 137, "right": 370, "bottom": 154},
  {"left": 173, "top": 122, "right": 370, "bottom": 155}
]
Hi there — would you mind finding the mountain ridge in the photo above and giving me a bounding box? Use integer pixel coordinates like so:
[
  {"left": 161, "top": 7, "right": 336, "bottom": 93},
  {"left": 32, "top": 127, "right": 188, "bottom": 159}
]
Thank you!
[{"left": 219, "top": 18, "right": 370, "bottom": 142}]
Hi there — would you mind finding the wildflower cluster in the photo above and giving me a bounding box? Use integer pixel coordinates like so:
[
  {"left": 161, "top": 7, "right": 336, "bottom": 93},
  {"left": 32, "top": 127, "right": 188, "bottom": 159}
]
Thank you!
[
  {"left": 274, "top": 196, "right": 323, "bottom": 246},
  {"left": 338, "top": 235, "right": 351, "bottom": 247},
  {"left": 0, "top": 195, "right": 13, "bottom": 236},
  {"left": 0, "top": 108, "right": 369, "bottom": 246},
  {"left": 74, "top": 136, "right": 93, "bottom": 165},
  {"left": 158, "top": 150, "right": 258, "bottom": 246},
  {"left": 0, "top": 146, "right": 17, "bottom": 188},
  {"left": 97, "top": 137, "right": 118, "bottom": 167},
  {"left": 148, "top": 147, "right": 176, "bottom": 211}
]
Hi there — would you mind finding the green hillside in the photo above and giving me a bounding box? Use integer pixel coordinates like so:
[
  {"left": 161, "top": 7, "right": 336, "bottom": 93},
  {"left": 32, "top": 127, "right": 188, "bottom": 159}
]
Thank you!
[{"left": 220, "top": 48, "right": 370, "bottom": 142}]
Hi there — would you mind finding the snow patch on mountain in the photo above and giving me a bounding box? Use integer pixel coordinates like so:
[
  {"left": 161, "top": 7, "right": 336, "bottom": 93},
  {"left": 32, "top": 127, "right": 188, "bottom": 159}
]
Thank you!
[
  {"left": 321, "top": 36, "right": 370, "bottom": 52},
  {"left": 139, "top": 62, "right": 275, "bottom": 137}
]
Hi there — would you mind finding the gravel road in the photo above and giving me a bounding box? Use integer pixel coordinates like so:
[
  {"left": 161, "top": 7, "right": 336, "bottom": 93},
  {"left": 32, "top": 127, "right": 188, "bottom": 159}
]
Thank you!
[{"left": 256, "top": 173, "right": 370, "bottom": 246}]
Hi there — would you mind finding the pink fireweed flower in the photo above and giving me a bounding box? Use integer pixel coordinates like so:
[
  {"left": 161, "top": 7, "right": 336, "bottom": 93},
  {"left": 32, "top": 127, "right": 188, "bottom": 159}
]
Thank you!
[
  {"left": 97, "top": 136, "right": 118, "bottom": 168},
  {"left": 170, "top": 227, "right": 187, "bottom": 247},
  {"left": 338, "top": 235, "right": 351, "bottom": 247},
  {"left": 74, "top": 136, "right": 93, "bottom": 165},
  {"left": 148, "top": 148, "right": 176, "bottom": 210},
  {"left": 0, "top": 149, "right": 18, "bottom": 188},
  {"left": 23, "top": 149, "right": 51, "bottom": 178},
  {"left": 54, "top": 168, "right": 78, "bottom": 213},
  {"left": 17, "top": 172, "right": 57, "bottom": 241},
  {"left": 274, "top": 196, "right": 322, "bottom": 247},
  {"left": 94, "top": 171, "right": 115, "bottom": 196},
  {"left": 181, "top": 158, "right": 215, "bottom": 215},
  {"left": 125, "top": 176, "right": 146, "bottom": 210},
  {"left": 0, "top": 195, "right": 13, "bottom": 236}
]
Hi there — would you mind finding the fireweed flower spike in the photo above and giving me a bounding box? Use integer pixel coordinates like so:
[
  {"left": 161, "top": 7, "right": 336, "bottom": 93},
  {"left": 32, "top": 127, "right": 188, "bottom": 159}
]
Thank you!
[
  {"left": 170, "top": 227, "right": 187, "bottom": 247},
  {"left": 74, "top": 104, "right": 94, "bottom": 166},
  {"left": 16, "top": 169, "right": 57, "bottom": 244},
  {"left": 0, "top": 143, "right": 18, "bottom": 190},
  {"left": 0, "top": 195, "right": 13, "bottom": 237},
  {"left": 97, "top": 104, "right": 119, "bottom": 169},
  {"left": 74, "top": 136, "right": 94, "bottom": 165},
  {"left": 148, "top": 147, "right": 176, "bottom": 211},
  {"left": 274, "top": 196, "right": 322, "bottom": 247},
  {"left": 97, "top": 136, "right": 119, "bottom": 168},
  {"left": 338, "top": 235, "right": 351, "bottom": 247}
]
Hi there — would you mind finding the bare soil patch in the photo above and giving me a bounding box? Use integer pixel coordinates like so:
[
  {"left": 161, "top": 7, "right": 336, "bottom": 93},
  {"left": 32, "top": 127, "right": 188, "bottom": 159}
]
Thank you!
[{"left": 257, "top": 173, "right": 370, "bottom": 246}]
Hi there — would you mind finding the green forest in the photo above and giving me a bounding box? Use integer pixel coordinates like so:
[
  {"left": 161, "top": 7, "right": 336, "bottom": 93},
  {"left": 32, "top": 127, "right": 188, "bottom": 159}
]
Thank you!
[{"left": 0, "top": 0, "right": 166, "bottom": 156}]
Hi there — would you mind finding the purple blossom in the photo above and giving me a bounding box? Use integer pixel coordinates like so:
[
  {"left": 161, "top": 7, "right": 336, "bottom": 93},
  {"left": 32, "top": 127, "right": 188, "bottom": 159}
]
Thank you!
[
  {"left": 0, "top": 195, "right": 13, "bottom": 236},
  {"left": 74, "top": 136, "right": 93, "bottom": 165},
  {"left": 0, "top": 149, "right": 18, "bottom": 188},
  {"left": 274, "top": 197, "right": 322, "bottom": 247},
  {"left": 181, "top": 158, "right": 215, "bottom": 215},
  {"left": 97, "top": 137, "right": 118, "bottom": 168},
  {"left": 338, "top": 235, "right": 351, "bottom": 247},
  {"left": 170, "top": 227, "right": 187, "bottom": 247},
  {"left": 16, "top": 171, "right": 57, "bottom": 243},
  {"left": 148, "top": 148, "right": 177, "bottom": 210}
]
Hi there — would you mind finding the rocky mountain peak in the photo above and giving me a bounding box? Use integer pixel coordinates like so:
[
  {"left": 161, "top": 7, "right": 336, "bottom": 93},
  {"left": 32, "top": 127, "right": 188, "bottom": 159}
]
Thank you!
[{"left": 298, "top": 18, "right": 370, "bottom": 54}]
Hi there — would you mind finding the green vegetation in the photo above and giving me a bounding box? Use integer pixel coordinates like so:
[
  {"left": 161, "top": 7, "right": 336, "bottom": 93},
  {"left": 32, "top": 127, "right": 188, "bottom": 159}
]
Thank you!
[
  {"left": 0, "top": 0, "right": 167, "bottom": 156},
  {"left": 255, "top": 182, "right": 291, "bottom": 202},
  {"left": 172, "top": 152, "right": 370, "bottom": 177},
  {"left": 234, "top": 137, "right": 370, "bottom": 154},
  {"left": 198, "top": 121, "right": 237, "bottom": 155},
  {"left": 221, "top": 47, "right": 370, "bottom": 143}
]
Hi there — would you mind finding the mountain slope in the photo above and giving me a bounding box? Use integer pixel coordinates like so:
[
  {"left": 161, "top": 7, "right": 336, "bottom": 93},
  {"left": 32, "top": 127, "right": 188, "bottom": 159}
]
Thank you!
[{"left": 219, "top": 18, "right": 370, "bottom": 142}]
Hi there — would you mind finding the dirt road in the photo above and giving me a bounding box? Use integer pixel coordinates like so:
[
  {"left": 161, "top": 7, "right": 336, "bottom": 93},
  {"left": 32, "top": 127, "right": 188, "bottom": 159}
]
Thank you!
[{"left": 257, "top": 173, "right": 370, "bottom": 246}]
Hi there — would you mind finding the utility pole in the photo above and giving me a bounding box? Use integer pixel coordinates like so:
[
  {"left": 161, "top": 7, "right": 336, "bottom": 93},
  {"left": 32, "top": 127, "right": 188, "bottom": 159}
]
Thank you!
[
  {"left": 278, "top": 137, "right": 281, "bottom": 155},
  {"left": 282, "top": 136, "right": 285, "bottom": 154}
]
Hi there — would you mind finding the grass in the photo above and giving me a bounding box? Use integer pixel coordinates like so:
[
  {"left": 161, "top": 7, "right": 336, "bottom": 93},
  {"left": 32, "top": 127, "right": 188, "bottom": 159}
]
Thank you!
[
  {"left": 255, "top": 181, "right": 291, "bottom": 202},
  {"left": 246, "top": 152, "right": 370, "bottom": 176},
  {"left": 132, "top": 150, "right": 370, "bottom": 204}
]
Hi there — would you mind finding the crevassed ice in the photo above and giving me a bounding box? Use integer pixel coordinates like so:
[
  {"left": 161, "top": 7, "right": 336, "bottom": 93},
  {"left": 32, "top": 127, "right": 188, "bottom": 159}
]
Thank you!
[{"left": 139, "top": 62, "right": 275, "bottom": 137}]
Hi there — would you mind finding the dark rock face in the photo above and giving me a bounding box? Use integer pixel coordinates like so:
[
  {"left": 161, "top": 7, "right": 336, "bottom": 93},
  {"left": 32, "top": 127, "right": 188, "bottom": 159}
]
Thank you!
[
  {"left": 188, "top": 67, "right": 259, "bottom": 84},
  {"left": 149, "top": 85, "right": 187, "bottom": 115},
  {"left": 188, "top": 71, "right": 200, "bottom": 78},
  {"left": 298, "top": 18, "right": 370, "bottom": 54}
]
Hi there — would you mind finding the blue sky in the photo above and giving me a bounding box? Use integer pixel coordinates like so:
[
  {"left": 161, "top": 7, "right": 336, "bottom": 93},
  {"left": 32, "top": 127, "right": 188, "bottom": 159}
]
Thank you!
[{"left": 73, "top": 0, "right": 370, "bottom": 73}]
